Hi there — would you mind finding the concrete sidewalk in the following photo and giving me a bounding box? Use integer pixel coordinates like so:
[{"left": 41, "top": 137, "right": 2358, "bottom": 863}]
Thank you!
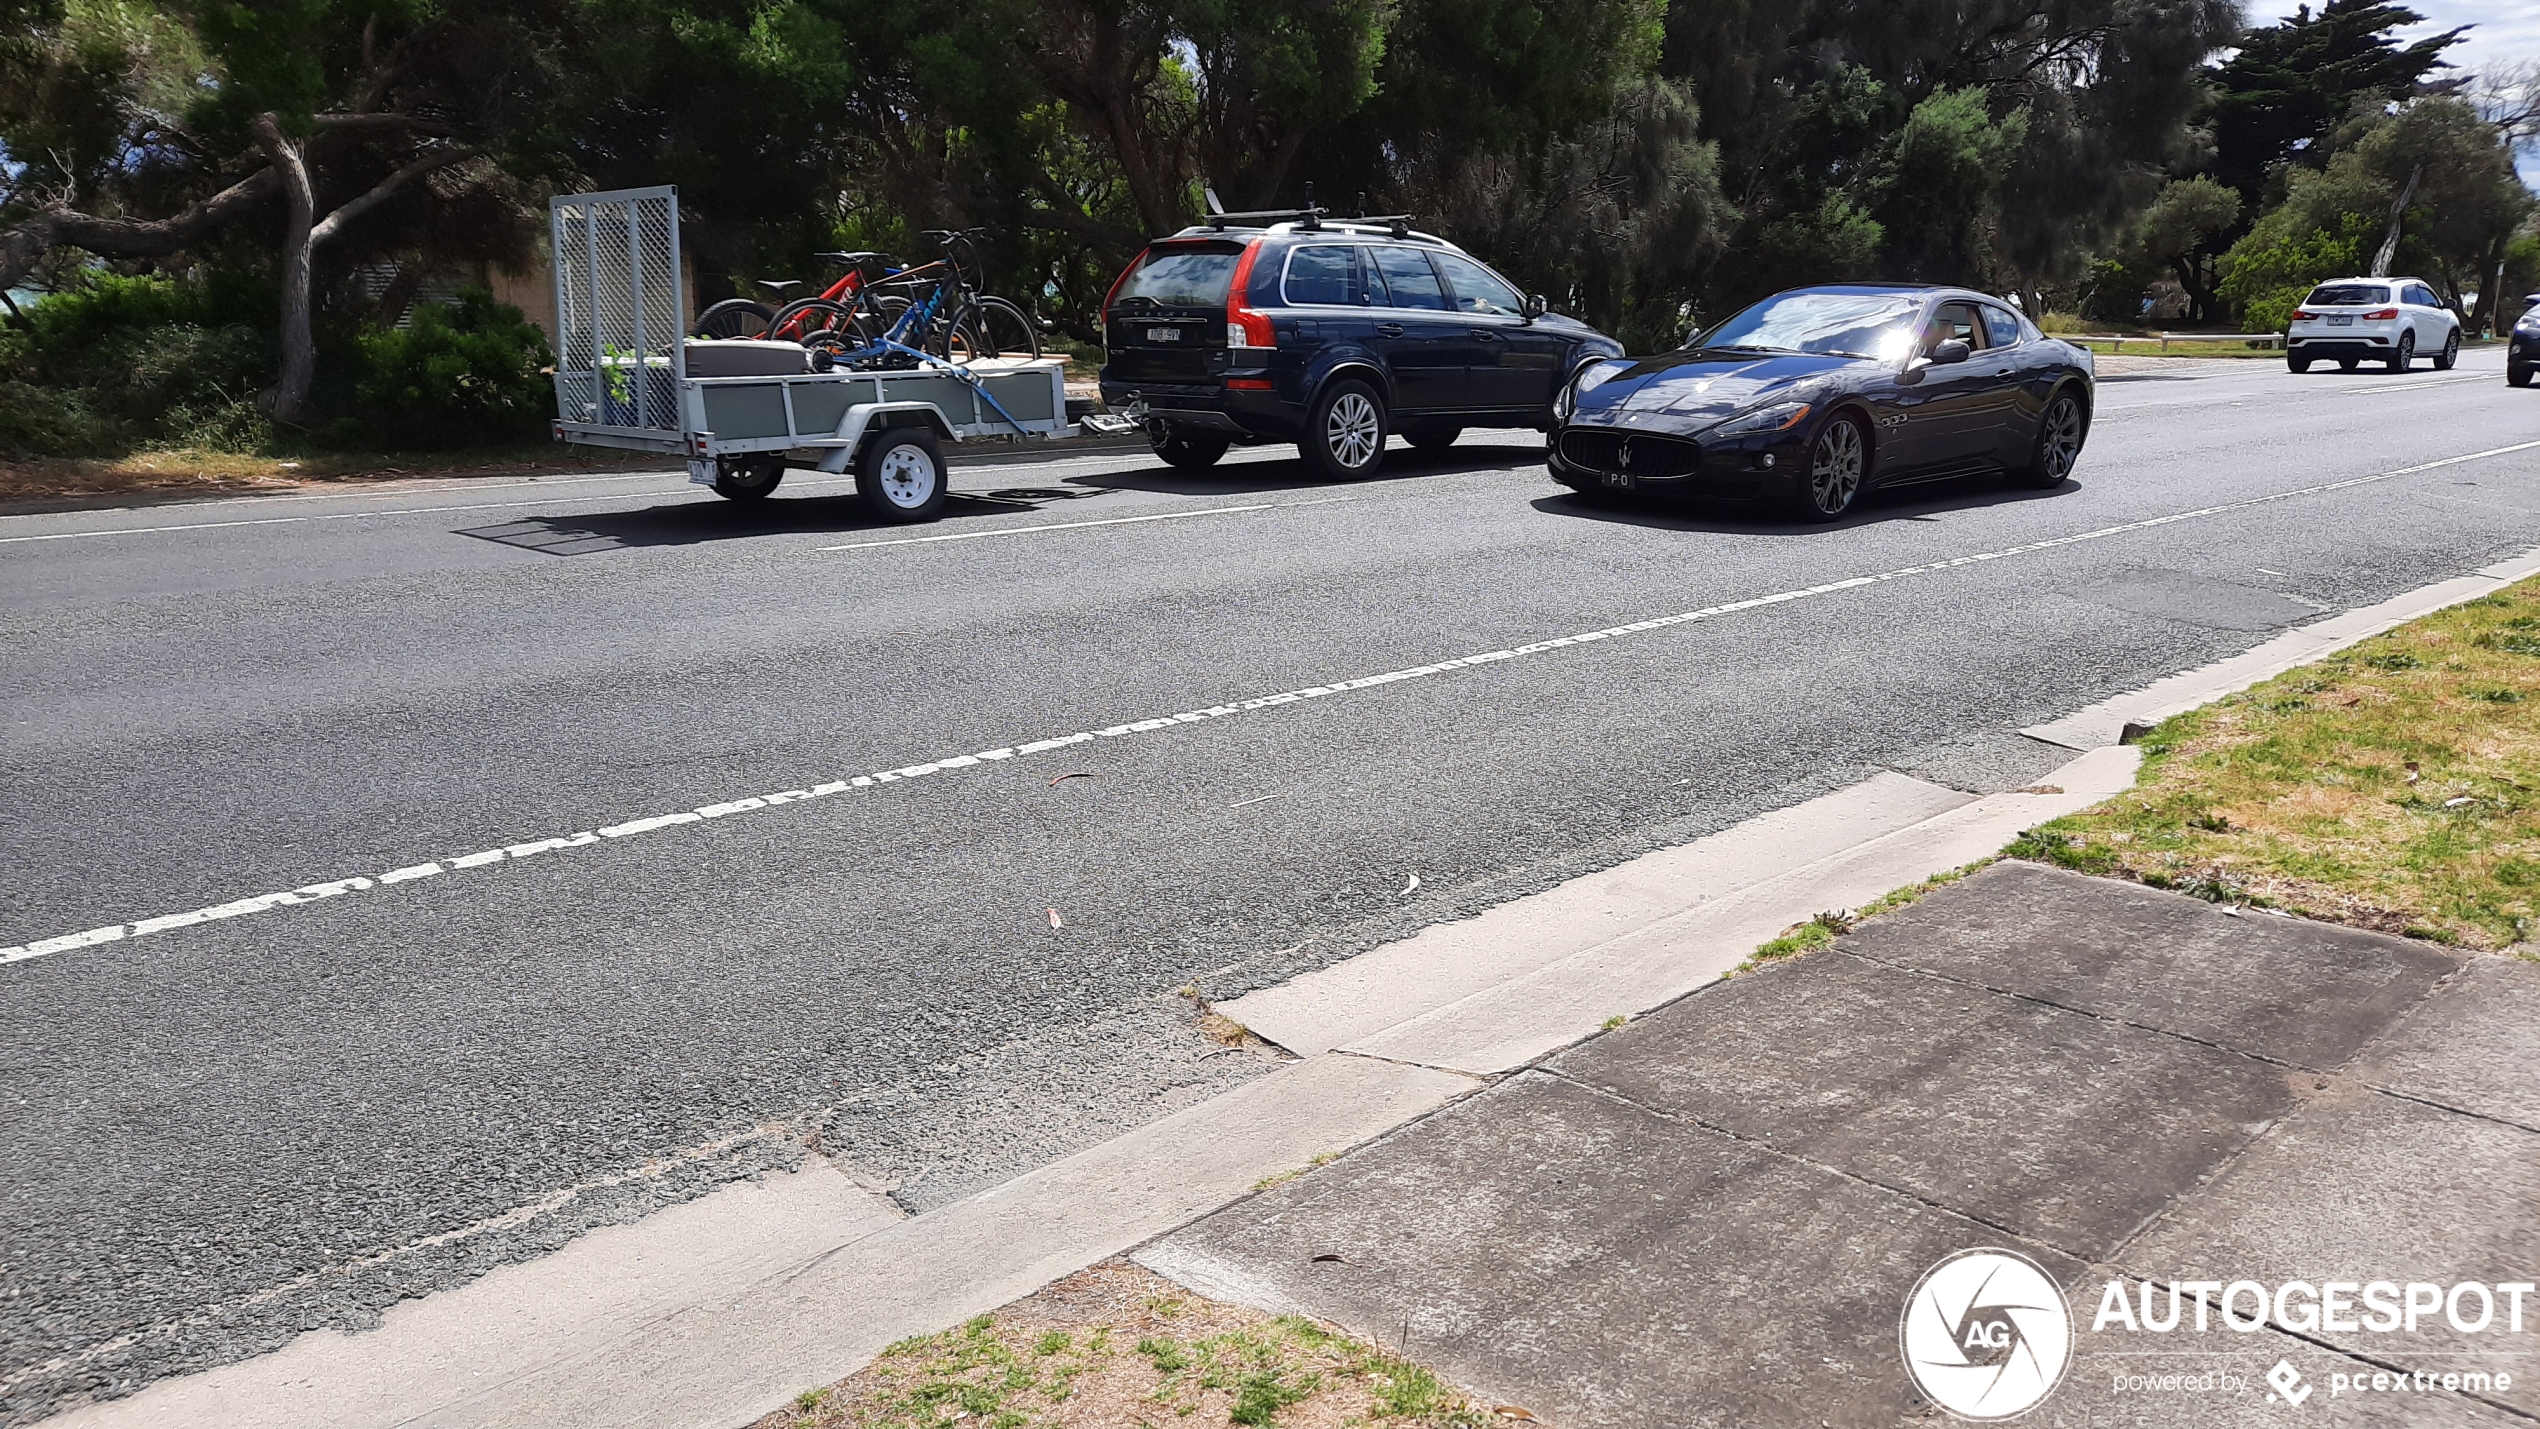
[{"left": 1142, "top": 862, "right": 2540, "bottom": 1427}]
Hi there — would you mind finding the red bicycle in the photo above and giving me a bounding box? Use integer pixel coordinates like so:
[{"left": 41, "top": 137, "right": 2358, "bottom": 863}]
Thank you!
[{"left": 690, "top": 250, "right": 909, "bottom": 344}]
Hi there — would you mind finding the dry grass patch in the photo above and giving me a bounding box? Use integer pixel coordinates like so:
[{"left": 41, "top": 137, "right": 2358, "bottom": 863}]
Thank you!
[
  {"left": 757, "top": 1259, "right": 1509, "bottom": 1429},
  {"left": 2007, "top": 577, "right": 2540, "bottom": 949},
  {"left": 0, "top": 444, "right": 670, "bottom": 506}
]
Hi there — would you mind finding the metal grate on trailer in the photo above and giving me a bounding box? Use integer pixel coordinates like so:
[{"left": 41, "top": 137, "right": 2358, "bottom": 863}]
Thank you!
[{"left": 550, "top": 186, "right": 683, "bottom": 434}]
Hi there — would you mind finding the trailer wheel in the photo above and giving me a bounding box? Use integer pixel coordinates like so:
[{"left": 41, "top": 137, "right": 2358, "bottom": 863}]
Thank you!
[
  {"left": 856, "top": 427, "right": 948, "bottom": 522},
  {"left": 711, "top": 457, "right": 785, "bottom": 501}
]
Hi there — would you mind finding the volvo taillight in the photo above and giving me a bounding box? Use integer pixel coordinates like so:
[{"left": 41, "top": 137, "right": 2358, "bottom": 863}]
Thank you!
[{"left": 1225, "top": 241, "right": 1274, "bottom": 349}]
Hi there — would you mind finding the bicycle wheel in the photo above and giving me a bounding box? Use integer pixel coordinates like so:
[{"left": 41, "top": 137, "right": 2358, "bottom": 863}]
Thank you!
[
  {"left": 940, "top": 312, "right": 985, "bottom": 364},
  {"left": 691, "top": 299, "right": 772, "bottom": 340},
  {"left": 972, "top": 297, "right": 1042, "bottom": 360},
  {"left": 766, "top": 298, "right": 852, "bottom": 346}
]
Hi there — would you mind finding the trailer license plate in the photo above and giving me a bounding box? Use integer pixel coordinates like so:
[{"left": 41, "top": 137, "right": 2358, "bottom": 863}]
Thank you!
[
  {"left": 688, "top": 458, "right": 718, "bottom": 485},
  {"left": 1147, "top": 328, "right": 1181, "bottom": 343}
]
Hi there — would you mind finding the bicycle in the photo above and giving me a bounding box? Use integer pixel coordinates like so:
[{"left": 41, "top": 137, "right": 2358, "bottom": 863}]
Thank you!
[
  {"left": 692, "top": 230, "right": 1042, "bottom": 365},
  {"left": 690, "top": 250, "right": 908, "bottom": 343},
  {"left": 797, "top": 229, "right": 1040, "bottom": 367}
]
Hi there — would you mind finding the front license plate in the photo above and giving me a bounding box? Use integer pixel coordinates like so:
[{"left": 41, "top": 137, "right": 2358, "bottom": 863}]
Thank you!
[
  {"left": 2327, "top": 314, "right": 2355, "bottom": 326},
  {"left": 1147, "top": 327, "right": 1181, "bottom": 343},
  {"left": 1602, "top": 471, "right": 1635, "bottom": 489}
]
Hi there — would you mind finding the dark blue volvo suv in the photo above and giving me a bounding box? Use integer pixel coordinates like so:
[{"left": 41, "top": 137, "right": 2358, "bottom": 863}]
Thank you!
[{"left": 1098, "top": 217, "right": 1621, "bottom": 479}]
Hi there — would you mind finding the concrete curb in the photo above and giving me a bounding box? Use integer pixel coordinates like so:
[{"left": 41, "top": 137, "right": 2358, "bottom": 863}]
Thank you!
[{"left": 36, "top": 545, "right": 2540, "bottom": 1429}]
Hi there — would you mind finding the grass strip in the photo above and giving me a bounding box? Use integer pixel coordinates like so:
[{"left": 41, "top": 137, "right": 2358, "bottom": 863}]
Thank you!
[
  {"left": 2005, "top": 576, "right": 2540, "bottom": 950},
  {"left": 763, "top": 1259, "right": 1508, "bottom": 1429}
]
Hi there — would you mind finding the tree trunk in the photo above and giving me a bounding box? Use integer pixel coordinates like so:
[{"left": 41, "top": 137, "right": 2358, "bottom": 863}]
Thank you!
[
  {"left": 253, "top": 115, "right": 320, "bottom": 422},
  {"left": 2170, "top": 256, "right": 2218, "bottom": 326},
  {"left": 250, "top": 114, "right": 474, "bottom": 422},
  {"left": 2368, "top": 165, "right": 2421, "bottom": 279}
]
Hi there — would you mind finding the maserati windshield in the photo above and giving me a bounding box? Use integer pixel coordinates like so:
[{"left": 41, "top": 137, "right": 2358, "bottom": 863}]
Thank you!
[{"left": 1692, "top": 292, "right": 1921, "bottom": 360}]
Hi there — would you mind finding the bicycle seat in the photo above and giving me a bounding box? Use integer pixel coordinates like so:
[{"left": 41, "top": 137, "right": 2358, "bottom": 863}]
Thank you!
[
  {"left": 815, "top": 251, "right": 887, "bottom": 265},
  {"left": 752, "top": 279, "right": 802, "bottom": 296}
]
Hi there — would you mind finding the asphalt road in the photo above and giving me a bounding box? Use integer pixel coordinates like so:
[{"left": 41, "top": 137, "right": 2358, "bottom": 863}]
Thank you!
[{"left": 5, "top": 347, "right": 2538, "bottom": 1418}]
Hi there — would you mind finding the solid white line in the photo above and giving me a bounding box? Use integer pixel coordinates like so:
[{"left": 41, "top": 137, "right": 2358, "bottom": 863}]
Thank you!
[
  {"left": 819, "top": 498, "right": 1348, "bottom": 550},
  {"left": 7, "top": 438, "right": 2538, "bottom": 970}
]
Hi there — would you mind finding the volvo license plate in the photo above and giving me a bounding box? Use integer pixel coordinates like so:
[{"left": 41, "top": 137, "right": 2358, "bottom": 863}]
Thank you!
[{"left": 1147, "top": 327, "right": 1181, "bottom": 343}]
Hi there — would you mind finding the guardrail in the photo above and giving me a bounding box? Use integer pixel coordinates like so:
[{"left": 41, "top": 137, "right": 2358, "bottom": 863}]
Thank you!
[{"left": 2070, "top": 332, "right": 2282, "bottom": 352}]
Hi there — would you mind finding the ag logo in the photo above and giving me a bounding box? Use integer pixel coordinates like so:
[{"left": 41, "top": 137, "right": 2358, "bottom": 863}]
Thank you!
[{"left": 1901, "top": 1248, "right": 2072, "bottom": 1420}]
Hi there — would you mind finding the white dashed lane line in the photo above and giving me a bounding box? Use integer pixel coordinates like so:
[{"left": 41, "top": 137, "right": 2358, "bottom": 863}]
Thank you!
[{"left": 8, "top": 437, "right": 2536, "bottom": 971}]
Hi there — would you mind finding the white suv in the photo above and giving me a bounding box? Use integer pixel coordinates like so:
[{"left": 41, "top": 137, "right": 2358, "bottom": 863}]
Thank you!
[{"left": 2287, "top": 277, "right": 2461, "bottom": 373}]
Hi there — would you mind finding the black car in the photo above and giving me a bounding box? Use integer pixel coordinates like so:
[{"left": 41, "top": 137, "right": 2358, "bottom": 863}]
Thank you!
[
  {"left": 2510, "top": 293, "right": 2538, "bottom": 388},
  {"left": 1549, "top": 284, "right": 2096, "bottom": 521},
  {"left": 1098, "top": 216, "right": 1622, "bottom": 479}
]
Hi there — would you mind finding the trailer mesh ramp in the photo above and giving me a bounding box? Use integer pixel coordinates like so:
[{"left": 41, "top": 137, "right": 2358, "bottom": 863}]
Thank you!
[{"left": 551, "top": 186, "right": 682, "bottom": 435}]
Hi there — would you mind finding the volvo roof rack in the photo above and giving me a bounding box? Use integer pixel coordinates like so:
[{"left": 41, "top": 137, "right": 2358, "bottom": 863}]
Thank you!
[{"left": 1204, "top": 183, "right": 1417, "bottom": 238}]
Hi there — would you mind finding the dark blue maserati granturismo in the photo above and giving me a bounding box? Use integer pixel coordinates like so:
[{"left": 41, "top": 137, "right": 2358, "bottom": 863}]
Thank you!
[{"left": 1548, "top": 283, "right": 2095, "bottom": 521}]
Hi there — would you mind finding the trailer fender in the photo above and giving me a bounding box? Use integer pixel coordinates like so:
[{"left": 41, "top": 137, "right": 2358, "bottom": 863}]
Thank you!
[{"left": 814, "top": 402, "right": 957, "bottom": 473}]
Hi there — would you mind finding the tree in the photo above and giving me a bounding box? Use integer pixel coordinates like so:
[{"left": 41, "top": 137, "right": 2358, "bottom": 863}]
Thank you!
[
  {"left": 2, "top": 0, "right": 584, "bottom": 420},
  {"left": 2134, "top": 176, "right": 2242, "bottom": 323},
  {"left": 1663, "top": 0, "right": 2236, "bottom": 312},
  {"left": 2208, "top": 0, "right": 2464, "bottom": 206},
  {"left": 2220, "top": 98, "right": 2532, "bottom": 331}
]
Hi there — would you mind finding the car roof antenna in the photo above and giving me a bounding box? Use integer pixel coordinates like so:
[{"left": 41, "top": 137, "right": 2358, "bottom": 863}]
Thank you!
[
  {"left": 1301, "top": 182, "right": 1320, "bottom": 231},
  {"left": 1205, "top": 184, "right": 1226, "bottom": 231}
]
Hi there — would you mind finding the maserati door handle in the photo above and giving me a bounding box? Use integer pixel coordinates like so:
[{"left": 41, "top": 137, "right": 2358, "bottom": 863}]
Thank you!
[
  {"left": 1472, "top": 329, "right": 1498, "bottom": 340},
  {"left": 1994, "top": 367, "right": 2014, "bottom": 377}
]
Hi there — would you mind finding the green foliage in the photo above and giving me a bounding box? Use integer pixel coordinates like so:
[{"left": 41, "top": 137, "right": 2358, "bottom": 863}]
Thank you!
[
  {"left": 0, "top": 276, "right": 549, "bottom": 456},
  {"left": 0, "top": 273, "right": 275, "bottom": 453},
  {"left": 1872, "top": 86, "right": 2029, "bottom": 281},
  {"left": 332, "top": 289, "right": 553, "bottom": 450},
  {"left": 2220, "top": 212, "right": 2374, "bottom": 332}
]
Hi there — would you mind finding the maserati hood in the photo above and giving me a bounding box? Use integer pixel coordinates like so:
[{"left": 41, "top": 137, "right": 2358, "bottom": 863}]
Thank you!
[{"left": 1572, "top": 350, "right": 1866, "bottom": 428}]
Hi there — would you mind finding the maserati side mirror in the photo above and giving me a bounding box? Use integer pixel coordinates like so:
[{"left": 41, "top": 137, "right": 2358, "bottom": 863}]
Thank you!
[{"left": 1929, "top": 338, "right": 1972, "bottom": 366}]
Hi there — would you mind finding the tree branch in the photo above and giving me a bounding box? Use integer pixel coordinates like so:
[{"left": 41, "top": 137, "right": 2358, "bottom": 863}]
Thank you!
[
  {"left": 313, "top": 112, "right": 460, "bottom": 137},
  {"left": 309, "top": 144, "right": 480, "bottom": 246},
  {"left": 0, "top": 166, "right": 279, "bottom": 292}
]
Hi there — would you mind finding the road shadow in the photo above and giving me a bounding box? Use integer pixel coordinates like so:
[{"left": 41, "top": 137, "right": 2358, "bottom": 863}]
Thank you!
[
  {"left": 1530, "top": 471, "right": 2084, "bottom": 534},
  {"left": 1073, "top": 439, "right": 1546, "bottom": 497},
  {"left": 456, "top": 485, "right": 1119, "bottom": 555}
]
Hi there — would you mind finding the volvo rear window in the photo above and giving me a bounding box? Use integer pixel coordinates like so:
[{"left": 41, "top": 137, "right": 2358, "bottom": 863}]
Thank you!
[
  {"left": 1112, "top": 246, "right": 1242, "bottom": 310},
  {"left": 2306, "top": 283, "right": 2389, "bottom": 307}
]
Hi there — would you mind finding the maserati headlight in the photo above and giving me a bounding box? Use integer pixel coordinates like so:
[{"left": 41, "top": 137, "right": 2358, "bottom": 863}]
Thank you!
[
  {"left": 2517, "top": 311, "right": 2540, "bottom": 334},
  {"left": 1708, "top": 401, "right": 1812, "bottom": 437},
  {"left": 1555, "top": 358, "right": 1622, "bottom": 420}
]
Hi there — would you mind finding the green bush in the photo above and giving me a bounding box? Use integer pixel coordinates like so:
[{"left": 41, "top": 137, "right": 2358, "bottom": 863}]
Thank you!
[
  {"left": 2, "top": 272, "right": 275, "bottom": 451},
  {"left": 2, "top": 275, "right": 552, "bottom": 457},
  {"left": 330, "top": 288, "right": 554, "bottom": 450},
  {"left": 2219, "top": 214, "right": 2372, "bottom": 333}
]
